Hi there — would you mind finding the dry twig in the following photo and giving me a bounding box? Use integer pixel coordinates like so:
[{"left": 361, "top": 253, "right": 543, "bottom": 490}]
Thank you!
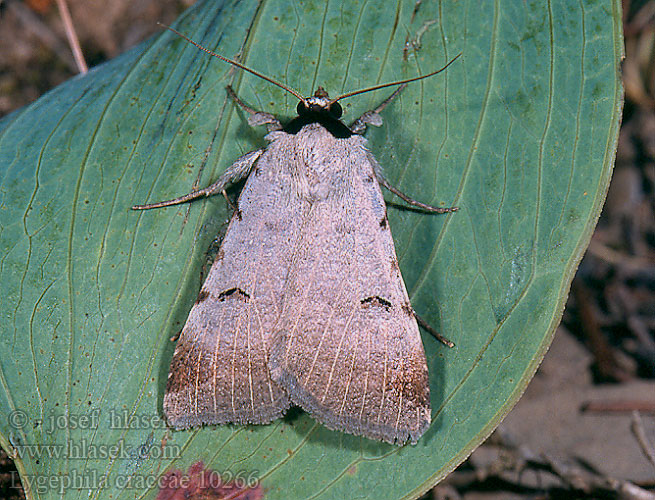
[{"left": 54, "top": 0, "right": 87, "bottom": 73}]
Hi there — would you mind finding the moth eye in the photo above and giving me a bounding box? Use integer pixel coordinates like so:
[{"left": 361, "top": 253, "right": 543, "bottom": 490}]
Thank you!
[
  {"left": 297, "top": 101, "right": 308, "bottom": 115},
  {"left": 329, "top": 101, "right": 343, "bottom": 119}
]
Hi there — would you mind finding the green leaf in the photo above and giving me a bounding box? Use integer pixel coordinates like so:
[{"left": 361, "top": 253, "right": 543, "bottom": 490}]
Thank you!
[{"left": 0, "top": 0, "right": 623, "bottom": 499}]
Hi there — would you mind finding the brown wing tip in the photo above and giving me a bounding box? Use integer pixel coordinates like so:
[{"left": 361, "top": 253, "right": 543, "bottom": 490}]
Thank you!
[
  {"left": 269, "top": 367, "right": 430, "bottom": 445},
  {"left": 163, "top": 397, "right": 290, "bottom": 429}
]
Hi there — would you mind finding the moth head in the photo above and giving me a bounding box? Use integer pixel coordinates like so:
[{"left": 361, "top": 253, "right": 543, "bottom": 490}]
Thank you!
[{"left": 297, "top": 87, "right": 343, "bottom": 119}]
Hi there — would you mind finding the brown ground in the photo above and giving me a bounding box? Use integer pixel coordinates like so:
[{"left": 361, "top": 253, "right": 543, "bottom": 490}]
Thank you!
[{"left": 0, "top": 0, "right": 653, "bottom": 499}]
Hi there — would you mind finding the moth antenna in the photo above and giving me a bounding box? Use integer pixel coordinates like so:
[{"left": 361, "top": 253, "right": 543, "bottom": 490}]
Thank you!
[
  {"left": 328, "top": 52, "right": 462, "bottom": 105},
  {"left": 157, "top": 23, "right": 308, "bottom": 105}
]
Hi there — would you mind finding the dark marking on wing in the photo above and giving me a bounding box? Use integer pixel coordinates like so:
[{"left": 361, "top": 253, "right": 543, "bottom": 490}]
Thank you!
[
  {"left": 360, "top": 296, "right": 392, "bottom": 311},
  {"left": 217, "top": 287, "right": 251, "bottom": 302},
  {"left": 195, "top": 289, "right": 210, "bottom": 304},
  {"left": 379, "top": 216, "right": 388, "bottom": 229},
  {"left": 390, "top": 258, "right": 401, "bottom": 276},
  {"left": 165, "top": 338, "right": 202, "bottom": 394},
  {"left": 336, "top": 222, "right": 353, "bottom": 234},
  {"left": 365, "top": 175, "right": 374, "bottom": 183},
  {"left": 264, "top": 220, "right": 289, "bottom": 232},
  {"left": 392, "top": 352, "right": 430, "bottom": 407},
  {"left": 401, "top": 303, "right": 414, "bottom": 317}
]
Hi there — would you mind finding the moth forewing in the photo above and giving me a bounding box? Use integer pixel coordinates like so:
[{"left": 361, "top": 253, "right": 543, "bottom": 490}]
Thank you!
[{"left": 162, "top": 139, "right": 300, "bottom": 427}]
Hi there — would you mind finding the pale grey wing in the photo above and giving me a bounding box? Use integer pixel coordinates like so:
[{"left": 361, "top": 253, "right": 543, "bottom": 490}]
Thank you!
[
  {"left": 268, "top": 149, "right": 430, "bottom": 445},
  {"left": 164, "top": 141, "right": 301, "bottom": 428}
]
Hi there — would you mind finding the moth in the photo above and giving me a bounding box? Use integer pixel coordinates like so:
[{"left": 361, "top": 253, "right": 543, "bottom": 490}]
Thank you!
[{"left": 133, "top": 26, "right": 459, "bottom": 445}]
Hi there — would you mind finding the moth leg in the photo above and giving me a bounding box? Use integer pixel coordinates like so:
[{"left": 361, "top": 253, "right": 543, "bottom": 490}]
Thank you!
[
  {"left": 226, "top": 85, "right": 283, "bottom": 132},
  {"left": 378, "top": 175, "right": 458, "bottom": 213},
  {"left": 221, "top": 190, "right": 240, "bottom": 217},
  {"left": 412, "top": 309, "right": 455, "bottom": 348},
  {"left": 365, "top": 151, "right": 458, "bottom": 214},
  {"left": 131, "top": 149, "right": 263, "bottom": 210},
  {"left": 349, "top": 84, "right": 407, "bottom": 134}
]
